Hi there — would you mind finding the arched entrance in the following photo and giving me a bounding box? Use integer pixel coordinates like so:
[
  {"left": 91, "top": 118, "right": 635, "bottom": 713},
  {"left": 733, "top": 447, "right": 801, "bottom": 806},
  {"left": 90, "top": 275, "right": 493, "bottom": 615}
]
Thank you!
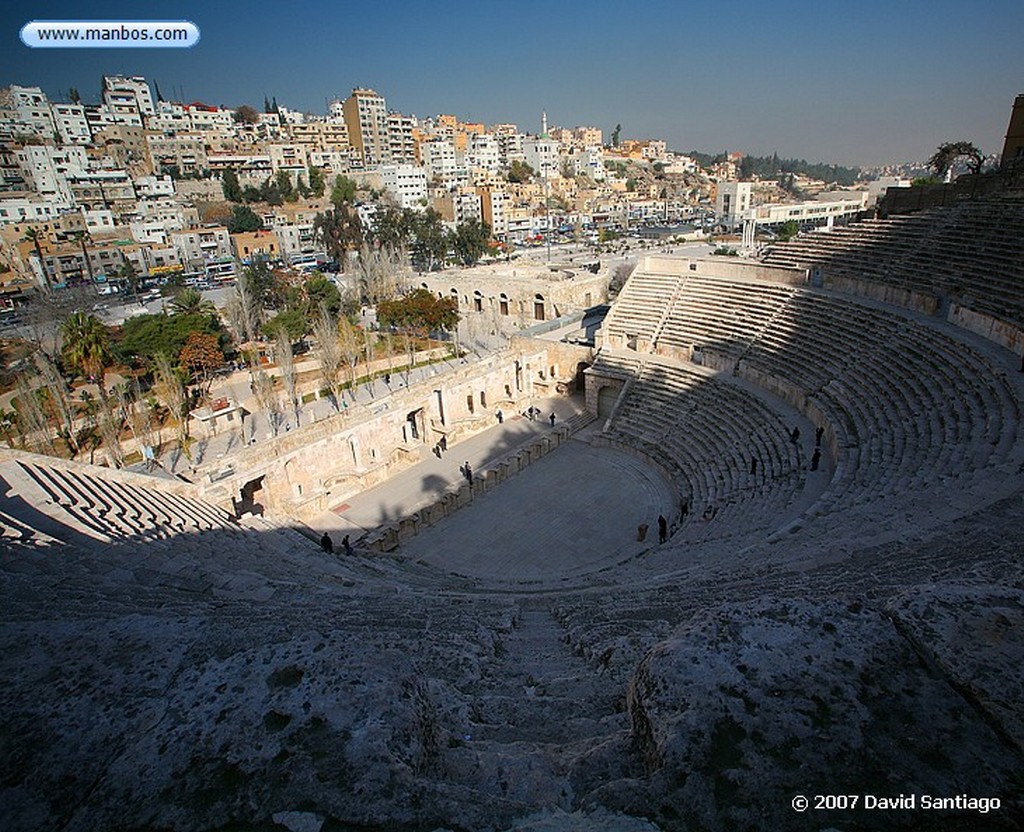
[{"left": 574, "top": 362, "right": 591, "bottom": 393}]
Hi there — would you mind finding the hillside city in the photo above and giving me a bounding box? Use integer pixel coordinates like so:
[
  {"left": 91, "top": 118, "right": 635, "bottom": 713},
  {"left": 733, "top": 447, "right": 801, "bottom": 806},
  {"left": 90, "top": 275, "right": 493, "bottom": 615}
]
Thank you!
[{"left": 0, "top": 75, "right": 942, "bottom": 308}]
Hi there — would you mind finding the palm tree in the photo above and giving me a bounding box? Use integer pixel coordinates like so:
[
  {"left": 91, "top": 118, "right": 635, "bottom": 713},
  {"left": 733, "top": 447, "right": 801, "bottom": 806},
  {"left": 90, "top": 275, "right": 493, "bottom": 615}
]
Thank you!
[
  {"left": 21, "top": 227, "right": 52, "bottom": 292},
  {"left": 69, "top": 230, "right": 95, "bottom": 284},
  {"left": 168, "top": 287, "right": 215, "bottom": 317},
  {"left": 61, "top": 311, "right": 113, "bottom": 403}
]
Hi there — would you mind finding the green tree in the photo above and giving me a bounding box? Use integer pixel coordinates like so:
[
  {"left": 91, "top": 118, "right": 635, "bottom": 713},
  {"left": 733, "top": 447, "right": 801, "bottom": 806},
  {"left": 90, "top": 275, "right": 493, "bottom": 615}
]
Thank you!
[
  {"left": 330, "top": 175, "right": 358, "bottom": 207},
  {"left": 368, "top": 206, "right": 417, "bottom": 250},
  {"left": 411, "top": 209, "right": 449, "bottom": 272},
  {"left": 295, "top": 174, "right": 309, "bottom": 199},
  {"left": 221, "top": 168, "right": 242, "bottom": 202},
  {"left": 308, "top": 166, "right": 325, "bottom": 198},
  {"left": 265, "top": 308, "right": 308, "bottom": 342},
  {"left": 928, "top": 141, "right": 985, "bottom": 177},
  {"left": 226, "top": 204, "right": 263, "bottom": 233},
  {"left": 262, "top": 177, "right": 284, "bottom": 206},
  {"left": 241, "top": 184, "right": 263, "bottom": 203},
  {"left": 377, "top": 288, "right": 459, "bottom": 337},
  {"left": 117, "top": 313, "right": 224, "bottom": 367},
  {"left": 611, "top": 124, "right": 622, "bottom": 147},
  {"left": 275, "top": 169, "right": 296, "bottom": 202},
  {"left": 506, "top": 160, "right": 535, "bottom": 184},
  {"left": 168, "top": 287, "right": 216, "bottom": 317},
  {"left": 452, "top": 219, "right": 491, "bottom": 266},
  {"left": 314, "top": 205, "right": 364, "bottom": 271},
  {"left": 61, "top": 312, "right": 113, "bottom": 399},
  {"left": 304, "top": 274, "right": 342, "bottom": 317},
  {"left": 244, "top": 257, "right": 283, "bottom": 310},
  {"left": 777, "top": 219, "right": 800, "bottom": 242}
]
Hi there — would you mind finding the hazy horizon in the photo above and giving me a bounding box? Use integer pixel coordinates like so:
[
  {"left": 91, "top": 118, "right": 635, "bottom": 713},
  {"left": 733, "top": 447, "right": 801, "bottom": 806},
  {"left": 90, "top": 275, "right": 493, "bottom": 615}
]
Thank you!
[{"left": 3, "top": 0, "right": 1022, "bottom": 168}]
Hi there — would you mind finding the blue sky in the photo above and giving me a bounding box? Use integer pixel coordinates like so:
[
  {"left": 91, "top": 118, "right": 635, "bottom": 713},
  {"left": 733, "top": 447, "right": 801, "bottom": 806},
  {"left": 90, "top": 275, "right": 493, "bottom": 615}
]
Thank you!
[{"left": 3, "top": 0, "right": 1022, "bottom": 167}]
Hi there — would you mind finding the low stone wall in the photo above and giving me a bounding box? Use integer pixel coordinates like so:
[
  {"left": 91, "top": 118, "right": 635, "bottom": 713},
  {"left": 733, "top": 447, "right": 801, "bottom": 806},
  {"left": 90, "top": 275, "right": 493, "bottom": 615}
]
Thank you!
[
  {"left": 948, "top": 304, "right": 1023, "bottom": 355},
  {"left": 821, "top": 274, "right": 941, "bottom": 317},
  {"left": 363, "top": 422, "right": 575, "bottom": 553},
  {"left": 641, "top": 255, "right": 808, "bottom": 287}
]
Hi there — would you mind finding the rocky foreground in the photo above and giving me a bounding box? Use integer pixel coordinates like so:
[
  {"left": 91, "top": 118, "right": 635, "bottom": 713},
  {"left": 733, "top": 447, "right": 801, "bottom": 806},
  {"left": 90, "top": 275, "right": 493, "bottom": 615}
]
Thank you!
[{"left": 2, "top": 494, "right": 1023, "bottom": 831}]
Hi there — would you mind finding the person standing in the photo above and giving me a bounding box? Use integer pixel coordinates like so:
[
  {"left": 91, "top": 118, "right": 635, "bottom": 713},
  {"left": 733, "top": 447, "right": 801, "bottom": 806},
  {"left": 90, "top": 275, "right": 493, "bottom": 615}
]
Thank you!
[
  {"left": 811, "top": 448, "right": 822, "bottom": 471},
  {"left": 320, "top": 532, "right": 333, "bottom": 554},
  {"left": 658, "top": 514, "right": 668, "bottom": 544},
  {"left": 496, "top": 409, "right": 504, "bottom": 424},
  {"left": 549, "top": 412, "right": 556, "bottom": 427}
]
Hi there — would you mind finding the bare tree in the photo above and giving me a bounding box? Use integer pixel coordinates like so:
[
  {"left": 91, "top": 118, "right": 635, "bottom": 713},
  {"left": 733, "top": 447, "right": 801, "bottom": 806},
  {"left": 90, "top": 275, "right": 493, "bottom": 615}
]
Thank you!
[
  {"left": 252, "top": 368, "right": 283, "bottom": 437},
  {"left": 96, "top": 400, "right": 125, "bottom": 468},
  {"left": 226, "top": 268, "right": 262, "bottom": 347},
  {"left": 312, "top": 305, "right": 344, "bottom": 411},
  {"left": 275, "top": 328, "right": 300, "bottom": 427},
  {"left": 154, "top": 352, "right": 190, "bottom": 462},
  {"left": 356, "top": 243, "right": 410, "bottom": 304},
  {"left": 337, "top": 316, "right": 362, "bottom": 400},
  {"left": 15, "top": 376, "right": 54, "bottom": 455},
  {"left": 120, "top": 380, "right": 158, "bottom": 462},
  {"left": 35, "top": 352, "right": 80, "bottom": 457}
]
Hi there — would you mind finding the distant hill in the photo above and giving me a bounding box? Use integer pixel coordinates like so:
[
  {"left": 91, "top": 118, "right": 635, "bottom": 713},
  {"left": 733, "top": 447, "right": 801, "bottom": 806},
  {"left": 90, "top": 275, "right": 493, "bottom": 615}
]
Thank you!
[{"left": 686, "top": 151, "right": 861, "bottom": 187}]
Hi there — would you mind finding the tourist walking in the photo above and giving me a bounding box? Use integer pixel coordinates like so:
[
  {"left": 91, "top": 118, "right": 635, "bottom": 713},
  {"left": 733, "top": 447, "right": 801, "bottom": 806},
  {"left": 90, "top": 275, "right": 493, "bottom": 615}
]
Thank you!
[{"left": 811, "top": 448, "right": 822, "bottom": 471}]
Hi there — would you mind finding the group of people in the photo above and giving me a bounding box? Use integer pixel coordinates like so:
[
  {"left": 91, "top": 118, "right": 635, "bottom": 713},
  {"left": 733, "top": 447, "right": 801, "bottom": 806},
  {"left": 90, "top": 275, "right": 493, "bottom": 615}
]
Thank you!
[
  {"left": 320, "top": 531, "right": 353, "bottom": 557},
  {"left": 524, "top": 407, "right": 557, "bottom": 427},
  {"left": 432, "top": 434, "right": 449, "bottom": 459}
]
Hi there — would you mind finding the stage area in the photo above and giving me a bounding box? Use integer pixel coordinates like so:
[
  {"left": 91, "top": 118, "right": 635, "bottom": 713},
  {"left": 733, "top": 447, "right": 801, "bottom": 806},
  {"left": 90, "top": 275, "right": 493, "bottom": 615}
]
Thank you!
[{"left": 398, "top": 440, "right": 678, "bottom": 585}]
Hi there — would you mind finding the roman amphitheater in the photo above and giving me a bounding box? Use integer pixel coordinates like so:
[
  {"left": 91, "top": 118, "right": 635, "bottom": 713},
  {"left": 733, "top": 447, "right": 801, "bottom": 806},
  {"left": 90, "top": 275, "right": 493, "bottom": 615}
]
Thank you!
[{"left": 2, "top": 195, "right": 1023, "bottom": 831}]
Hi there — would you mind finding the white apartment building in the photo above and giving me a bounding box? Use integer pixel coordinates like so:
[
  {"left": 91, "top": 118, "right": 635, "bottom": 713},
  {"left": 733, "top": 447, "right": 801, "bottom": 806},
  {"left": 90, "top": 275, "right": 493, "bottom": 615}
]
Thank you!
[
  {"left": 0, "top": 85, "right": 56, "bottom": 139},
  {"left": 715, "top": 181, "right": 752, "bottom": 223},
  {"left": 133, "top": 175, "right": 176, "bottom": 198},
  {"left": 421, "top": 139, "right": 460, "bottom": 180},
  {"left": 572, "top": 146, "right": 606, "bottom": 180},
  {"left": 467, "top": 134, "right": 501, "bottom": 172},
  {"left": 171, "top": 226, "right": 232, "bottom": 269},
  {"left": 188, "top": 106, "right": 234, "bottom": 131},
  {"left": 380, "top": 164, "right": 428, "bottom": 209},
  {"left": 523, "top": 137, "right": 560, "bottom": 179},
  {"left": 83, "top": 104, "right": 116, "bottom": 134},
  {"left": 51, "top": 103, "right": 91, "bottom": 145},
  {"left": 15, "top": 145, "right": 89, "bottom": 203},
  {"left": 387, "top": 112, "right": 416, "bottom": 165},
  {"left": 135, "top": 196, "right": 197, "bottom": 229},
  {"left": 103, "top": 75, "right": 154, "bottom": 125},
  {"left": 0, "top": 197, "right": 65, "bottom": 225},
  {"left": 495, "top": 130, "right": 525, "bottom": 165}
]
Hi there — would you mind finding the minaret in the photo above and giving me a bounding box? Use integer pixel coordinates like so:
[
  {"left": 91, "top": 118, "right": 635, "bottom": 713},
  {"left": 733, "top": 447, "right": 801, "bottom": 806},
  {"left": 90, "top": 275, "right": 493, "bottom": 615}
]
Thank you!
[{"left": 541, "top": 111, "right": 548, "bottom": 138}]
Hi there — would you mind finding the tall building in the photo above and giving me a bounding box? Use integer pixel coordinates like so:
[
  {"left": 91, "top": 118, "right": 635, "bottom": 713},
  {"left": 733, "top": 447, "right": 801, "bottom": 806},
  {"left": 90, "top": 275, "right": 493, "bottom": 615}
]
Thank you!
[
  {"left": 715, "top": 181, "right": 751, "bottom": 223},
  {"left": 103, "top": 75, "right": 155, "bottom": 125},
  {"left": 342, "top": 88, "right": 390, "bottom": 168},
  {"left": 387, "top": 112, "right": 416, "bottom": 165}
]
